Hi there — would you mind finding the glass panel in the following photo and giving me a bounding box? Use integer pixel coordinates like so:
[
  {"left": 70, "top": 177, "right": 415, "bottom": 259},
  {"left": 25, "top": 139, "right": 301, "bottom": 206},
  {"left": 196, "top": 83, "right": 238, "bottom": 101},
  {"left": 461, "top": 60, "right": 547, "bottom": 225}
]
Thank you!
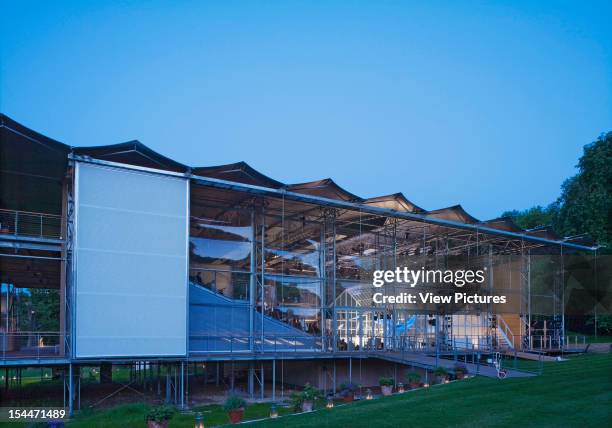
[
  {"left": 262, "top": 275, "right": 322, "bottom": 307},
  {"left": 189, "top": 270, "right": 249, "bottom": 301},
  {"left": 190, "top": 238, "right": 251, "bottom": 271},
  {"left": 264, "top": 218, "right": 322, "bottom": 277},
  {"left": 336, "top": 255, "right": 378, "bottom": 280},
  {"left": 266, "top": 307, "right": 321, "bottom": 335},
  {"left": 190, "top": 213, "right": 253, "bottom": 271}
]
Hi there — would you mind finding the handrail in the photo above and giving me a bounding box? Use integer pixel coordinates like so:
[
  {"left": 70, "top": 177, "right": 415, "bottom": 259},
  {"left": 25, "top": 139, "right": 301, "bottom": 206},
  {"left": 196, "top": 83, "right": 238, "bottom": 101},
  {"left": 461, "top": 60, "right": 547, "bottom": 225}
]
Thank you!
[
  {"left": 0, "top": 331, "right": 64, "bottom": 360},
  {"left": 496, "top": 315, "right": 515, "bottom": 350},
  {"left": 0, "top": 208, "right": 63, "bottom": 239}
]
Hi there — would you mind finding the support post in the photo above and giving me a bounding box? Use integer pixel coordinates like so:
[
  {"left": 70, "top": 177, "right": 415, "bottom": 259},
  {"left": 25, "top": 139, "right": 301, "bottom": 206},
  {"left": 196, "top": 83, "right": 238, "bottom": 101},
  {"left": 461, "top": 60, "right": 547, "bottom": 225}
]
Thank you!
[
  {"left": 68, "top": 363, "right": 73, "bottom": 417},
  {"left": 180, "top": 362, "right": 185, "bottom": 409},
  {"left": 260, "top": 363, "right": 264, "bottom": 400},
  {"left": 249, "top": 209, "right": 256, "bottom": 352},
  {"left": 248, "top": 363, "right": 254, "bottom": 398},
  {"left": 333, "top": 359, "right": 336, "bottom": 393},
  {"left": 272, "top": 359, "right": 276, "bottom": 402}
]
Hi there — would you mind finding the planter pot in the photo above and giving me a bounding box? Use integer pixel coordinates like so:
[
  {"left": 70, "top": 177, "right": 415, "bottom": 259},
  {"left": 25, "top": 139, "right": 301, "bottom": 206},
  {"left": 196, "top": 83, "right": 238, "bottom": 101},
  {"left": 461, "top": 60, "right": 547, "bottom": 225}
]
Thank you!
[
  {"left": 302, "top": 401, "right": 314, "bottom": 412},
  {"left": 409, "top": 382, "right": 420, "bottom": 389},
  {"left": 380, "top": 385, "right": 393, "bottom": 396},
  {"left": 456, "top": 372, "right": 465, "bottom": 380},
  {"left": 147, "top": 420, "right": 169, "bottom": 428},
  {"left": 342, "top": 393, "right": 354, "bottom": 403},
  {"left": 228, "top": 409, "right": 244, "bottom": 424},
  {"left": 436, "top": 376, "right": 446, "bottom": 384}
]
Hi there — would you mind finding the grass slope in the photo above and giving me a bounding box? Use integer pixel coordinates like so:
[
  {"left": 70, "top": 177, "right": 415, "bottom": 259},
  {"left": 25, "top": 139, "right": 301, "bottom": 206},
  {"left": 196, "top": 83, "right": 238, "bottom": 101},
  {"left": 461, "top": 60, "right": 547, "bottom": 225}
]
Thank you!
[
  {"left": 248, "top": 354, "right": 611, "bottom": 428},
  {"left": 2, "top": 354, "right": 608, "bottom": 428}
]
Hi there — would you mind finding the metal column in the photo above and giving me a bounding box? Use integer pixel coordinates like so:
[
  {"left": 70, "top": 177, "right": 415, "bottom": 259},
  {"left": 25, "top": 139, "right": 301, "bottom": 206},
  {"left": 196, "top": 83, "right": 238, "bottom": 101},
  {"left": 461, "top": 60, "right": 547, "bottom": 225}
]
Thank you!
[
  {"left": 272, "top": 360, "right": 276, "bottom": 401},
  {"left": 68, "top": 363, "right": 73, "bottom": 417}
]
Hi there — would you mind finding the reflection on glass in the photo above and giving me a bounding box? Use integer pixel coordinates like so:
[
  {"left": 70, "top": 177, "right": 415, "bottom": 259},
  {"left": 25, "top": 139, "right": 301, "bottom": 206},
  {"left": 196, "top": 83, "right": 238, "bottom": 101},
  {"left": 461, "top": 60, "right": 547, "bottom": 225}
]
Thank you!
[
  {"left": 264, "top": 244, "right": 321, "bottom": 276},
  {"left": 261, "top": 306, "right": 322, "bottom": 335},
  {"left": 262, "top": 275, "right": 321, "bottom": 307},
  {"left": 0, "top": 284, "right": 60, "bottom": 352},
  {"left": 336, "top": 255, "right": 377, "bottom": 280},
  {"left": 190, "top": 270, "right": 249, "bottom": 301},
  {"left": 190, "top": 215, "right": 253, "bottom": 271},
  {"left": 190, "top": 238, "right": 251, "bottom": 270}
]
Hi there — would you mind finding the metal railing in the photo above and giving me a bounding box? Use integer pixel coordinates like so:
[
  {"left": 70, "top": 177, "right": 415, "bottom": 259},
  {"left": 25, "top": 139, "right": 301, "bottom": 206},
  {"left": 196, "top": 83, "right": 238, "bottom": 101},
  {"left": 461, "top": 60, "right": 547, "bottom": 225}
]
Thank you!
[
  {"left": 1, "top": 332, "right": 64, "bottom": 360},
  {"left": 527, "top": 334, "right": 586, "bottom": 350},
  {"left": 188, "top": 333, "right": 496, "bottom": 355},
  {"left": 189, "top": 335, "right": 324, "bottom": 354},
  {"left": 0, "top": 208, "right": 62, "bottom": 239}
]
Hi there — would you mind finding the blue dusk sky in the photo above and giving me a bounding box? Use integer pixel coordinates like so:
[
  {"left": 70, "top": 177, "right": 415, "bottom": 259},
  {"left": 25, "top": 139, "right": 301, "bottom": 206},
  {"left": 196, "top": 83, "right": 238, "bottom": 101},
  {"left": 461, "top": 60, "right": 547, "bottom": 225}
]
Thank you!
[{"left": 1, "top": 1, "right": 610, "bottom": 219}]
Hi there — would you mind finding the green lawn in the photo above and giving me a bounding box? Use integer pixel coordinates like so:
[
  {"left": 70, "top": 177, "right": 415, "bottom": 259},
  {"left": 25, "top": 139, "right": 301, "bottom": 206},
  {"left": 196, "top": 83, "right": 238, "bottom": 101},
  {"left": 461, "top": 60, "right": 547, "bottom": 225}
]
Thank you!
[
  {"left": 1, "top": 354, "right": 609, "bottom": 428},
  {"left": 247, "top": 354, "right": 611, "bottom": 428}
]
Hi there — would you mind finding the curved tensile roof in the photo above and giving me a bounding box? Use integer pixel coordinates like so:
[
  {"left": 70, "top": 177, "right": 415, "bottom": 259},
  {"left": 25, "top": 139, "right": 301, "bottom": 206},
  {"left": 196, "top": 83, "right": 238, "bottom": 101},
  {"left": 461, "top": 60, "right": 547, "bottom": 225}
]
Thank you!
[
  {"left": 0, "top": 114, "right": 70, "bottom": 154},
  {"left": 479, "top": 217, "right": 524, "bottom": 233},
  {"left": 287, "top": 178, "right": 363, "bottom": 202},
  {"left": 193, "top": 161, "right": 284, "bottom": 189},
  {"left": 73, "top": 140, "right": 188, "bottom": 173},
  {"left": 0, "top": 114, "right": 71, "bottom": 214},
  {"left": 364, "top": 192, "right": 426, "bottom": 213},
  {"left": 427, "top": 205, "right": 480, "bottom": 224},
  {"left": 525, "top": 226, "right": 560, "bottom": 241},
  {"left": 2, "top": 114, "right": 597, "bottom": 250}
]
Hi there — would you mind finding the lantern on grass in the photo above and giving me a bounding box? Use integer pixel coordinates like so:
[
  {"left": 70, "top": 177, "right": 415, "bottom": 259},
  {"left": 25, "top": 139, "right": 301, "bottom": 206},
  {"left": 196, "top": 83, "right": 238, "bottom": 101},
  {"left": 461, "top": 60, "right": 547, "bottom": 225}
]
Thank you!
[
  {"left": 194, "top": 412, "right": 204, "bottom": 428},
  {"left": 270, "top": 404, "right": 279, "bottom": 418},
  {"left": 365, "top": 388, "right": 373, "bottom": 400},
  {"left": 397, "top": 382, "right": 405, "bottom": 393},
  {"left": 326, "top": 396, "right": 334, "bottom": 409}
]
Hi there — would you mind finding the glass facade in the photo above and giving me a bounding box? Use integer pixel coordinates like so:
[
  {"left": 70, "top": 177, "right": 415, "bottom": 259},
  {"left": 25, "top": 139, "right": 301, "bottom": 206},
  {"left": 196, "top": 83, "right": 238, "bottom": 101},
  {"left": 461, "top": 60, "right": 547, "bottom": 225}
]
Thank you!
[{"left": 185, "top": 184, "right": 587, "bottom": 355}]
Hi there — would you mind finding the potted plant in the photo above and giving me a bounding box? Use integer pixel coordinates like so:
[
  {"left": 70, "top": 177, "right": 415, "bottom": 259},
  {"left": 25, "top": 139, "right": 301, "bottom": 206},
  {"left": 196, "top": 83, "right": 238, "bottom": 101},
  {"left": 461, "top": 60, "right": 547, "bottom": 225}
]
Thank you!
[
  {"left": 339, "top": 381, "right": 358, "bottom": 403},
  {"left": 378, "top": 377, "right": 394, "bottom": 396},
  {"left": 290, "top": 383, "right": 322, "bottom": 412},
  {"left": 454, "top": 364, "right": 467, "bottom": 380},
  {"left": 433, "top": 367, "right": 449, "bottom": 384},
  {"left": 224, "top": 395, "right": 247, "bottom": 424},
  {"left": 145, "top": 405, "right": 175, "bottom": 428},
  {"left": 406, "top": 371, "right": 421, "bottom": 389}
]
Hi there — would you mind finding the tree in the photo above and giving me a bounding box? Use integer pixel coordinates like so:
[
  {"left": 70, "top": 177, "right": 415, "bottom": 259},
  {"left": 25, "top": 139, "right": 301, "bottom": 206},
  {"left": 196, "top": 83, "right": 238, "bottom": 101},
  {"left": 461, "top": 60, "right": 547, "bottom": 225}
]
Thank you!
[
  {"left": 501, "top": 204, "right": 558, "bottom": 230},
  {"left": 555, "top": 132, "right": 611, "bottom": 249},
  {"left": 502, "top": 132, "right": 611, "bottom": 248}
]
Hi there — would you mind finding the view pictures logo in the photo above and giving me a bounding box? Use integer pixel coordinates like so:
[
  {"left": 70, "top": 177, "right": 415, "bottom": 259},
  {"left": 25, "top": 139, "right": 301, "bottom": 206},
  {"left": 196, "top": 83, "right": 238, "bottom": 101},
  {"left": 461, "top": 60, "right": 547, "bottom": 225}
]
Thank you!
[{"left": 372, "top": 267, "right": 487, "bottom": 288}]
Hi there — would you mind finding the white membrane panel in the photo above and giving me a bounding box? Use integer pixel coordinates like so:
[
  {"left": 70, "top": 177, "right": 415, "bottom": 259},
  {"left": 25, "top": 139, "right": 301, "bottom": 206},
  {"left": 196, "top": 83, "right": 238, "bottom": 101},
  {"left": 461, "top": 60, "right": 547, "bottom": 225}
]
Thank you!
[{"left": 74, "top": 162, "right": 188, "bottom": 358}]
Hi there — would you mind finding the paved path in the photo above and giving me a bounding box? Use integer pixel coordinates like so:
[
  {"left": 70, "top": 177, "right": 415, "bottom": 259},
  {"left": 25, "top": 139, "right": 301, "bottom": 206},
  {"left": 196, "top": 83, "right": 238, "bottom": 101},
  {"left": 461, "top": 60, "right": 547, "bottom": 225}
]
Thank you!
[
  {"left": 587, "top": 343, "right": 612, "bottom": 353},
  {"left": 373, "top": 352, "right": 536, "bottom": 378}
]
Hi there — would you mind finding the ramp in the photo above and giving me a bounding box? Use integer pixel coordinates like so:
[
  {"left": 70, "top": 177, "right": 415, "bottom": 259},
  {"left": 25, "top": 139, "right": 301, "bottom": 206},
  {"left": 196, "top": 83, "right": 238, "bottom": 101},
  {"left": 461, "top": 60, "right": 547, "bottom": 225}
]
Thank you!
[{"left": 374, "top": 351, "right": 536, "bottom": 379}]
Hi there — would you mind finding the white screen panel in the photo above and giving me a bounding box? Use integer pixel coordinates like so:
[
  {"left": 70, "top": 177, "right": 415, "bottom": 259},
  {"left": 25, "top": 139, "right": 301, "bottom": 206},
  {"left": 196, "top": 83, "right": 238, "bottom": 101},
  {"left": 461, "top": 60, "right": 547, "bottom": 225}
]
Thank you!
[{"left": 75, "top": 162, "right": 188, "bottom": 358}]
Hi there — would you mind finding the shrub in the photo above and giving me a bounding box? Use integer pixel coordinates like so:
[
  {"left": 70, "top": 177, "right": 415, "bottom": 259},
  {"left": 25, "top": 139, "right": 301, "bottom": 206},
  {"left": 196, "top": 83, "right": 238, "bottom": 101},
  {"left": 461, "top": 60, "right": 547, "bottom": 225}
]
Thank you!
[
  {"left": 223, "top": 395, "right": 247, "bottom": 412},
  {"left": 339, "top": 381, "right": 359, "bottom": 393},
  {"left": 454, "top": 364, "right": 468, "bottom": 374},
  {"left": 290, "top": 383, "right": 322, "bottom": 410},
  {"left": 406, "top": 371, "right": 421, "bottom": 383},
  {"left": 379, "top": 377, "right": 394, "bottom": 386},
  {"left": 145, "top": 405, "right": 175, "bottom": 422},
  {"left": 433, "top": 367, "right": 449, "bottom": 377}
]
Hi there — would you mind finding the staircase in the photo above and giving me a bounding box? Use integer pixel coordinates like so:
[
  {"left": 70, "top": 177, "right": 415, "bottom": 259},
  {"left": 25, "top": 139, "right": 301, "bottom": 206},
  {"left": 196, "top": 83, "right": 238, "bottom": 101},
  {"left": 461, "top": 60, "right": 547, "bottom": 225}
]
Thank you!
[{"left": 496, "top": 314, "right": 522, "bottom": 350}]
